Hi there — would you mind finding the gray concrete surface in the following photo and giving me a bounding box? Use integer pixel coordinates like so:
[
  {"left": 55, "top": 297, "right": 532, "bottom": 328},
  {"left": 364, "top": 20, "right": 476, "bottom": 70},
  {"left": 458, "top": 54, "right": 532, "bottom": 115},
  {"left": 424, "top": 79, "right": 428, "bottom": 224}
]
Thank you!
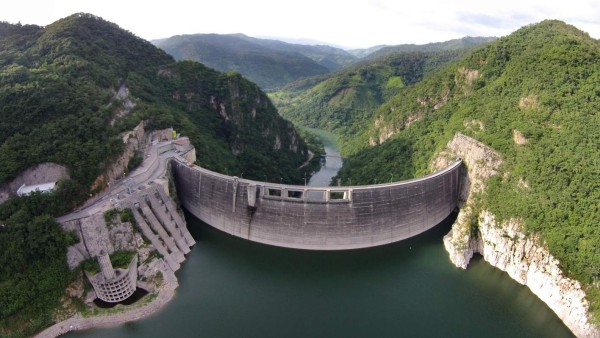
[{"left": 172, "top": 159, "right": 462, "bottom": 250}]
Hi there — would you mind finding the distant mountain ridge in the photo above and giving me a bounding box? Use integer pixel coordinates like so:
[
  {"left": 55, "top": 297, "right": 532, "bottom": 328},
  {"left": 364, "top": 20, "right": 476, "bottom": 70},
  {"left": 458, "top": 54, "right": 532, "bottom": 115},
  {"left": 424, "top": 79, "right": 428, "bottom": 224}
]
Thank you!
[
  {"left": 153, "top": 34, "right": 496, "bottom": 90},
  {"left": 364, "top": 36, "right": 496, "bottom": 60},
  {"left": 153, "top": 33, "right": 357, "bottom": 89}
]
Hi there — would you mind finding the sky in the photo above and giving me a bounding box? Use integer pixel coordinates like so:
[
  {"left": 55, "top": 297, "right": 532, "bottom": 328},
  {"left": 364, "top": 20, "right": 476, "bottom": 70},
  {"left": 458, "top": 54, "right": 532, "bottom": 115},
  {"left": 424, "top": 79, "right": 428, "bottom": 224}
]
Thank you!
[{"left": 2, "top": 0, "right": 600, "bottom": 48}]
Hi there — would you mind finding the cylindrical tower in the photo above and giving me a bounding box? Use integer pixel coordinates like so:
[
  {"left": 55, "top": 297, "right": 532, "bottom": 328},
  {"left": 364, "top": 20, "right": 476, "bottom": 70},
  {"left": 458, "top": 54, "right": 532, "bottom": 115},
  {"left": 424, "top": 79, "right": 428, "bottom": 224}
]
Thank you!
[
  {"left": 85, "top": 253, "right": 138, "bottom": 303},
  {"left": 98, "top": 251, "right": 116, "bottom": 280}
]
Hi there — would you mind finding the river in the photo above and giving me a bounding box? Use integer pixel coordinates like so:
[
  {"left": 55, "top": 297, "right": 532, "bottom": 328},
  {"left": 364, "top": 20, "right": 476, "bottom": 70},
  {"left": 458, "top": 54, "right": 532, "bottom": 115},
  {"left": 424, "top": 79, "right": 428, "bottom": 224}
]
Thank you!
[
  {"left": 67, "top": 129, "right": 574, "bottom": 338},
  {"left": 304, "top": 128, "right": 343, "bottom": 187}
]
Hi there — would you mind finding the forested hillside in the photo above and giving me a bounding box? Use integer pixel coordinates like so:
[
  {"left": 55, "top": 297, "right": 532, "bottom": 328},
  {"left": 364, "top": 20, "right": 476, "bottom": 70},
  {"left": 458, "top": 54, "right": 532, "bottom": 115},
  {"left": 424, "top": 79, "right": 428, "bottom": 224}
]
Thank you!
[
  {"left": 0, "top": 13, "right": 312, "bottom": 336},
  {"left": 271, "top": 49, "right": 470, "bottom": 144},
  {"left": 364, "top": 36, "right": 496, "bottom": 60},
  {"left": 153, "top": 33, "right": 356, "bottom": 89},
  {"left": 328, "top": 21, "right": 599, "bottom": 320}
]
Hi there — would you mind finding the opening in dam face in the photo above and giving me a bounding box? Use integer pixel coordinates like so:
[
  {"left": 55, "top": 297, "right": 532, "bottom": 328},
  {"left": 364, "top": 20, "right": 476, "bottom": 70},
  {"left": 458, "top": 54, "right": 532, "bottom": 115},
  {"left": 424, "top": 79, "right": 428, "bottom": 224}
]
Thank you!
[{"left": 66, "top": 212, "right": 574, "bottom": 338}]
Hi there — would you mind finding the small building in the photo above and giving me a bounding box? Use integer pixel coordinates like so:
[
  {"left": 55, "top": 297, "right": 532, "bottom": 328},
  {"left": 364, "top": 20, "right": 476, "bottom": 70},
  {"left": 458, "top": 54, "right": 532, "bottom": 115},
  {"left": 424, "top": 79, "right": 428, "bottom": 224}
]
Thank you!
[
  {"left": 16, "top": 182, "right": 57, "bottom": 196},
  {"left": 86, "top": 252, "right": 138, "bottom": 303}
]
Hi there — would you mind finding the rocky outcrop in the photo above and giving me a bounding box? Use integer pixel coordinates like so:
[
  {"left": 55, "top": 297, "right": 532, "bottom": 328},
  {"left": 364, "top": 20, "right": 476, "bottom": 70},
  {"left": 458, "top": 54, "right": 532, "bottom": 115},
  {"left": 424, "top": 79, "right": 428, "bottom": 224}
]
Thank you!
[
  {"left": 455, "top": 67, "right": 479, "bottom": 95},
  {"left": 433, "top": 133, "right": 599, "bottom": 338},
  {"left": 91, "top": 121, "right": 146, "bottom": 191},
  {"left": 110, "top": 84, "right": 137, "bottom": 126},
  {"left": 475, "top": 211, "right": 599, "bottom": 338}
]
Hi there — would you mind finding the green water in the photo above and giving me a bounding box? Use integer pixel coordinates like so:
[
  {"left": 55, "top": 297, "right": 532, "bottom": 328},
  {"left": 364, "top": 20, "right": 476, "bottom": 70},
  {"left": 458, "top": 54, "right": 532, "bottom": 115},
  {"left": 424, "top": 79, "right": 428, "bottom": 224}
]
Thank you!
[
  {"left": 68, "top": 214, "right": 574, "bottom": 338},
  {"left": 67, "top": 130, "right": 574, "bottom": 337}
]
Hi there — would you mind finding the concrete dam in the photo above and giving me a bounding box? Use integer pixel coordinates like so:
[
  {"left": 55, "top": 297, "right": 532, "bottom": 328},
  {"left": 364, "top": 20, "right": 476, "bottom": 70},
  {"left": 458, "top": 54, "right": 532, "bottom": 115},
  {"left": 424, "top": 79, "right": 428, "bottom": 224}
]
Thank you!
[{"left": 172, "top": 159, "right": 462, "bottom": 250}]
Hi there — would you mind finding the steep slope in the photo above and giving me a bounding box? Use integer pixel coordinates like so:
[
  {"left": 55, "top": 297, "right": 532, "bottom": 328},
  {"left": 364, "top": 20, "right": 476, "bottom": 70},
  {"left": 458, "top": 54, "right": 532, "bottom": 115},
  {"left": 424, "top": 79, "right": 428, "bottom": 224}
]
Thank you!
[
  {"left": 0, "top": 13, "right": 311, "bottom": 336},
  {"left": 153, "top": 33, "right": 356, "bottom": 89},
  {"left": 271, "top": 49, "right": 469, "bottom": 139},
  {"left": 0, "top": 14, "right": 309, "bottom": 196},
  {"left": 332, "top": 20, "right": 599, "bottom": 330},
  {"left": 238, "top": 35, "right": 356, "bottom": 71}
]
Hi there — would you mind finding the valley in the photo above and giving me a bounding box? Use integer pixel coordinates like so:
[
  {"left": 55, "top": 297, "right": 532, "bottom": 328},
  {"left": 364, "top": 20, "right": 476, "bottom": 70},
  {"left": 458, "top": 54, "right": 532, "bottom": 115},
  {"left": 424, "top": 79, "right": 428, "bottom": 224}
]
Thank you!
[{"left": 0, "top": 11, "right": 598, "bottom": 338}]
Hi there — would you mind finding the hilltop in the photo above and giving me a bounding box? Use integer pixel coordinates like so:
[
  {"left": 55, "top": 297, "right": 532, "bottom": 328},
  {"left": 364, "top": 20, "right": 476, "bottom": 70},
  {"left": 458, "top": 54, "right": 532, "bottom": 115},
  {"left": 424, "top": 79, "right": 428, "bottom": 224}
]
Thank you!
[
  {"left": 0, "top": 13, "right": 311, "bottom": 194},
  {"left": 319, "top": 20, "right": 599, "bottom": 327},
  {"left": 0, "top": 13, "right": 314, "bottom": 336}
]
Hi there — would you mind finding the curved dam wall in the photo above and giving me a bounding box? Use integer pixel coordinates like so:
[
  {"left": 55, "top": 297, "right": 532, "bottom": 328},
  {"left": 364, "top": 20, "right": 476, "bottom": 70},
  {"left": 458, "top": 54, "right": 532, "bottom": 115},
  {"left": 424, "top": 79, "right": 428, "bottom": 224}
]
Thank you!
[{"left": 172, "top": 159, "right": 462, "bottom": 250}]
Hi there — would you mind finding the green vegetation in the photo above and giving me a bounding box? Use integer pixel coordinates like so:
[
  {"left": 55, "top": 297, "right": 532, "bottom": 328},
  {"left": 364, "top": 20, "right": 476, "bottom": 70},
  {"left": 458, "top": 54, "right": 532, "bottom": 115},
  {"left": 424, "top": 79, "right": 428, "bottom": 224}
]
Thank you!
[
  {"left": 301, "top": 127, "right": 342, "bottom": 155},
  {"left": 325, "top": 20, "right": 599, "bottom": 321},
  {"left": 130, "top": 61, "right": 310, "bottom": 183},
  {"left": 81, "top": 257, "right": 100, "bottom": 275},
  {"left": 296, "top": 128, "right": 326, "bottom": 177},
  {"left": 153, "top": 33, "right": 357, "bottom": 89},
  {"left": 127, "top": 151, "right": 143, "bottom": 173},
  {"left": 0, "top": 13, "right": 313, "bottom": 336},
  {"left": 0, "top": 13, "right": 310, "bottom": 202},
  {"left": 119, "top": 208, "right": 136, "bottom": 225},
  {"left": 297, "top": 129, "right": 325, "bottom": 157},
  {"left": 364, "top": 36, "right": 496, "bottom": 60},
  {"left": 271, "top": 49, "right": 470, "bottom": 151},
  {"left": 0, "top": 212, "right": 75, "bottom": 337},
  {"left": 104, "top": 208, "right": 119, "bottom": 225},
  {"left": 109, "top": 250, "right": 136, "bottom": 269}
]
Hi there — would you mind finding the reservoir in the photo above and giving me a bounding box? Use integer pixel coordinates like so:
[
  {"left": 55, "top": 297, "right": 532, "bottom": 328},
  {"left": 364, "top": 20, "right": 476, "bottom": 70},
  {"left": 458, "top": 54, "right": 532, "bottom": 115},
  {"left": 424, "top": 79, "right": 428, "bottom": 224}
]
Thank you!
[{"left": 67, "top": 130, "right": 574, "bottom": 338}]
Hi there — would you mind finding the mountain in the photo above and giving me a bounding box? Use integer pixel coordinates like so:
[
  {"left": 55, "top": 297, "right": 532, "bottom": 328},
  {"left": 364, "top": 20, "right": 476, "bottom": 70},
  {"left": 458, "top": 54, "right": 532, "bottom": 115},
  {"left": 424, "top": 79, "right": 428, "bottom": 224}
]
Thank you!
[
  {"left": 0, "top": 13, "right": 313, "bottom": 336},
  {"left": 153, "top": 33, "right": 357, "bottom": 89},
  {"left": 323, "top": 20, "right": 599, "bottom": 323},
  {"left": 257, "top": 36, "right": 348, "bottom": 49},
  {"left": 347, "top": 45, "right": 388, "bottom": 58},
  {"left": 0, "top": 14, "right": 311, "bottom": 192},
  {"left": 271, "top": 49, "right": 470, "bottom": 144},
  {"left": 364, "top": 36, "right": 496, "bottom": 60}
]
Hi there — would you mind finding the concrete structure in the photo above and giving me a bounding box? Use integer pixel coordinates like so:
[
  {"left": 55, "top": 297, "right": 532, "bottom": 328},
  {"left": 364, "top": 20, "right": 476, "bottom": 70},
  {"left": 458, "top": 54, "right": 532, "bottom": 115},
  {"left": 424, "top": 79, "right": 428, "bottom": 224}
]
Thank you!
[
  {"left": 124, "top": 186, "right": 196, "bottom": 272},
  {"left": 172, "top": 159, "right": 462, "bottom": 250},
  {"left": 86, "top": 252, "right": 138, "bottom": 303},
  {"left": 16, "top": 181, "right": 56, "bottom": 196}
]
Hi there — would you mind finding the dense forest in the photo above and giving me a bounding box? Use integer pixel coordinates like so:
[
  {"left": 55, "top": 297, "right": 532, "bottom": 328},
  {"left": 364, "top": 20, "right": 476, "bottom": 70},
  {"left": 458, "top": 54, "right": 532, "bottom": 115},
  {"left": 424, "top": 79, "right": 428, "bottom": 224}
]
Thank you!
[
  {"left": 153, "top": 33, "right": 356, "bottom": 89},
  {"left": 363, "top": 36, "right": 496, "bottom": 60},
  {"left": 321, "top": 21, "right": 599, "bottom": 321},
  {"left": 0, "top": 13, "right": 315, "bottom": 336},
  {"left": 271, "top": 49, "right": 474, "bottom": 153},
  {"left": 1, "top": 12, "right": 598, "bottom": 335}
]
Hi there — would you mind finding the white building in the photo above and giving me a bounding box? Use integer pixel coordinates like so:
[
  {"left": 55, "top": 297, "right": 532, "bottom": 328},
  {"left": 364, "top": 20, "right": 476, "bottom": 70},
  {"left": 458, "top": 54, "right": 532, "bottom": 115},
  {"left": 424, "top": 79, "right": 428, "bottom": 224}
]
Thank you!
[{"left": 16, "top": 182, "right": 57, "bottom": 196}]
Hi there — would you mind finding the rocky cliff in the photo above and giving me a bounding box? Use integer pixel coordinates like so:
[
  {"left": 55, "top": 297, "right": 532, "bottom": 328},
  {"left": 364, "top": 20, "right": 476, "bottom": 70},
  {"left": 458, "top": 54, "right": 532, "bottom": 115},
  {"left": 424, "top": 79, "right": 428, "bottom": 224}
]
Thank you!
[
  {"left": 433, "top": 133, "right": 599, "bottom": 338},
  {"left": 90, "top": 120, "right": 146, "bottom": 192}
]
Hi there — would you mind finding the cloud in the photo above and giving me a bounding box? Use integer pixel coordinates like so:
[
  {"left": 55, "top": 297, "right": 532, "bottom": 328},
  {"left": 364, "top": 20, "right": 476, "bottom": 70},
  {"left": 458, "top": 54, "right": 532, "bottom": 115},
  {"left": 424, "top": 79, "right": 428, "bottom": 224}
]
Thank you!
[{"left": 1, "top": 0, "right": 599, "bottom": 47}]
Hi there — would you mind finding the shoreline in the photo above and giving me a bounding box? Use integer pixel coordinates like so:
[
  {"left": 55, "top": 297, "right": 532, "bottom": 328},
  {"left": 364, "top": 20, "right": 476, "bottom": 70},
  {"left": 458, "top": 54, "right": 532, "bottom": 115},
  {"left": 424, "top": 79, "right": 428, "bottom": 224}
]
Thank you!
[{"left": 35, "top": 262, "right": 178, "bottom": 338}]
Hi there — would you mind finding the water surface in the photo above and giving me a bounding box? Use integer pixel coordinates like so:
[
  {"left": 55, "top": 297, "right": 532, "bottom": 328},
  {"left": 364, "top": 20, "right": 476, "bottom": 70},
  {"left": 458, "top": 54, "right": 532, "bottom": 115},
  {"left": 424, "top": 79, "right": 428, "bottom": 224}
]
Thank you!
[
  {"left": 68, "top": 215, "right": 574, "bottom": 338},
  {"left": 67, "top": 129, "right": 574, "bottom": 338},
  {"left": 305, "top": 128, "right": 343, "bottom": 187}
]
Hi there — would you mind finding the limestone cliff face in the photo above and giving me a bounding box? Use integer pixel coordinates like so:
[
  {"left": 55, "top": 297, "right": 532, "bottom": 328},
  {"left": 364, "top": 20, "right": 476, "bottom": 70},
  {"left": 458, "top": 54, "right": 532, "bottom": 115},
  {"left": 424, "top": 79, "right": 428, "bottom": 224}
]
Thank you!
[
  {"left": 91, "top": 121, "right": 145, "bottom": 191},
  {"left": 475, "top": 211, "right": 599, "bottom": 338},
  {"left": 433, "top": 133, "right": 599, "bottom": 338}
]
